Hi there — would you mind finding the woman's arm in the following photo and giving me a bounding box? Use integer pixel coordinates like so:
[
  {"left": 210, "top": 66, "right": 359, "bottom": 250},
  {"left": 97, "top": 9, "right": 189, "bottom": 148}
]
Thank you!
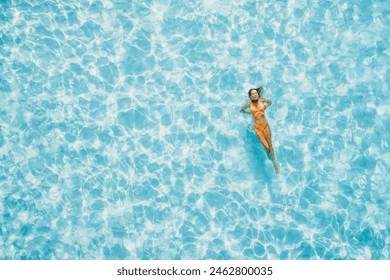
[
  {"left": 240, "top": 102, "right": 251, "bottom": 115},
  {"left": 264, "top": 99, "right": 272, "bottom": 109}
]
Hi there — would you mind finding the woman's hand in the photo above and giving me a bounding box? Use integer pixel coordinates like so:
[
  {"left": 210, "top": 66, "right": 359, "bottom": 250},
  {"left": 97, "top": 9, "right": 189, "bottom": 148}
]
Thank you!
[
  {"left": 240, "top": 103, "right": 251, "bottom": 115},
  {"left": 264, "top": 99, "right": 272, "bottom": 109}
]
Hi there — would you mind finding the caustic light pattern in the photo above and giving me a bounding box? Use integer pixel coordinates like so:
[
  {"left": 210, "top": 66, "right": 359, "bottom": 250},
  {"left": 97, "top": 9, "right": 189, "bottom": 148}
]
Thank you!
[{"left": 0, "top": 0, "right": 389, "bottom": 259}]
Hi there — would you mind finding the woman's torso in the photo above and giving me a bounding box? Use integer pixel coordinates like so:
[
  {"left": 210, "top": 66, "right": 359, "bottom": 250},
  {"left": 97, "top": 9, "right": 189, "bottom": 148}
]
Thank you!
[
  {"left": 249, "top": 101, "right": 268, "bottom": 132},
  {"left": 249, "top": 101, "right": 267, "bottom": 123}
]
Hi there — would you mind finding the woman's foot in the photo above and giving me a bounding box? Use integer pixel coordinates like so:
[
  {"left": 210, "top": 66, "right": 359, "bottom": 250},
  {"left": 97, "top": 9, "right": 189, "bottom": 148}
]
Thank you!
[{"left": 273, "top": 162, "right": 279, "bottom": 174}]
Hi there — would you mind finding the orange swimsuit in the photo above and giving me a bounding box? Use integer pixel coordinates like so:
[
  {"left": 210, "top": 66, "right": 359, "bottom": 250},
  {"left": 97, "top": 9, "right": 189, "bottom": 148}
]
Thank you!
[{"left": 249, "top": 102, "right": 269, "bottom": 133}]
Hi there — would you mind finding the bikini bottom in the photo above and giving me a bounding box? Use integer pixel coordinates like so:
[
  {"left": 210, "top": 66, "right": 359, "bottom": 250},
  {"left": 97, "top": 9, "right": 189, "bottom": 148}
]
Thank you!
[{"left": 253, "top": 121, "right": 268, "bottom": 133}]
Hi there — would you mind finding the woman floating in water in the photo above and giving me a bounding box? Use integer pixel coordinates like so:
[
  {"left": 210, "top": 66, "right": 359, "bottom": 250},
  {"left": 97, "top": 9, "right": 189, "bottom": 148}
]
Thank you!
[{"left": 240, "top": 86, "right": 279, "bottom": 174}]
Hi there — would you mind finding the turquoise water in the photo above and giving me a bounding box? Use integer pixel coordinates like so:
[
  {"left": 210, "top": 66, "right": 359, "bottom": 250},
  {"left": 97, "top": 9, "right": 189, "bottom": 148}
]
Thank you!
[{"left": 0, "top": 0, "right": 389, "bottom": 260}]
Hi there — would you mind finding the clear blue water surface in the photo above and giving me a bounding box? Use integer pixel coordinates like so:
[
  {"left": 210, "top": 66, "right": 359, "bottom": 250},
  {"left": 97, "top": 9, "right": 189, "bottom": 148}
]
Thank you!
[{"left": 0, "top": 0, "right": 389, "bottom": 259}]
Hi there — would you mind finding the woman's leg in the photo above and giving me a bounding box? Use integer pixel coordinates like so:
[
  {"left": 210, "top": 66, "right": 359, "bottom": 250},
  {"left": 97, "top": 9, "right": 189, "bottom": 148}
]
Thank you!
[
  {"left": 262, "top": 127, "right": 279, "bottom": 174},
  {"left": 255, "top": 129, "right": 270, "bottom": 152}
]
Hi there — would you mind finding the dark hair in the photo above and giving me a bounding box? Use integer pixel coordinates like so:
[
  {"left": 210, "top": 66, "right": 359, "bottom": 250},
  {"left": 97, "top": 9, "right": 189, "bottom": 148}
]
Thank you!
[{"left": 248, "top": 86, "right": 264, "bottom": 97}]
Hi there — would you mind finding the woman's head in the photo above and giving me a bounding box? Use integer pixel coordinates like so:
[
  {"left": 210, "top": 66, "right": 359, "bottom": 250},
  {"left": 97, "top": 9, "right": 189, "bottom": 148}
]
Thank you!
[{"left": 248, "top": 86, "right": 264, "bottom": 100}]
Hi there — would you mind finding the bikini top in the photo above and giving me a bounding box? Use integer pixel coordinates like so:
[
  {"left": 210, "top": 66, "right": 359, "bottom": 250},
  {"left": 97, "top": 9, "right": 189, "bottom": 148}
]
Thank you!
[{"left": 249, "top": 101, "right": 265, "bottom": 119}]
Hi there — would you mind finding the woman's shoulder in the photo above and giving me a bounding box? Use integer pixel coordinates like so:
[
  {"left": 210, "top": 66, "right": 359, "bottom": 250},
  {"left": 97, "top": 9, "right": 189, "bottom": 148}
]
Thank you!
[{"left": 259, "top": 98, "right": 265, "bottom": 102}]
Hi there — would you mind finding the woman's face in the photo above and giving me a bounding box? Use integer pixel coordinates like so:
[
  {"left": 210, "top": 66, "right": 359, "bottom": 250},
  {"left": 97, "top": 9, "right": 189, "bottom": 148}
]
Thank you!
[{"left": 250, "top": 89, "right": 259, "bottom": 100}]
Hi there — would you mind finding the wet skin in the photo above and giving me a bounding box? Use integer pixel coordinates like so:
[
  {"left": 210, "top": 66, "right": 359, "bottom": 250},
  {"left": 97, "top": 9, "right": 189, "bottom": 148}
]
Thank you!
[{"left": 241, "top": 89, "right": 279, "bottom": 174}]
